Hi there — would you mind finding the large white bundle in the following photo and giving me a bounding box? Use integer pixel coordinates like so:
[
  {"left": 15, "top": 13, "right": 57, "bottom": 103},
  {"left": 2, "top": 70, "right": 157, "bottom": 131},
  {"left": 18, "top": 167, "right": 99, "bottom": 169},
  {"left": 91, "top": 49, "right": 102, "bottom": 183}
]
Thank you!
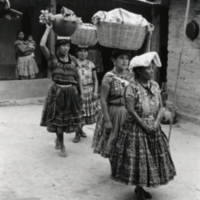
[
  {"left": 92, "top": 8, "right": 153, "bottom": 31},
  {"left": 92, "top": 8, "right": 154, "bottom": 50}
]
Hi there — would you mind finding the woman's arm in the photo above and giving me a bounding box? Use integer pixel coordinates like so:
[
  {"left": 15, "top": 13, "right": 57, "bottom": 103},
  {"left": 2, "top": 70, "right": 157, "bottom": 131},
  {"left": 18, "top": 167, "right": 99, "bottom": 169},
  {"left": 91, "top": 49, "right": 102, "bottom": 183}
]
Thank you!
[
  {"left": 15, "top": 43, "right": 33, "bottom": 53},
  {"left": 126, "top": 96, "right": 156, "bottom": 134},
  {"left": 143, "top": 31, "right": 152, "bottom": 53},
  {"left": 154, "top": 93, "right": 164, "bottom": 126},
  {"left": 92, "top": 70, "right": 98, "bottom": 96},
  {"left": 100, "top": 83, "right": 111, "bottom": 123},
  {"left": 40, "top": 24, "right": 52, "bottom": 60},
  {"left": 76, "top": 67, "right": 83, "bottom": 99}
]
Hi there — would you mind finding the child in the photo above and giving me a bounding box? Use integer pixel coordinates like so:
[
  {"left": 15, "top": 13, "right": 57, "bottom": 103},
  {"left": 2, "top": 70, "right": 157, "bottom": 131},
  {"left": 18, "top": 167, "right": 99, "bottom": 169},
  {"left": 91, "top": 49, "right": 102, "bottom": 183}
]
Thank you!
[{"left": 26, "top": 35, "right": 36, "bottom": 57}]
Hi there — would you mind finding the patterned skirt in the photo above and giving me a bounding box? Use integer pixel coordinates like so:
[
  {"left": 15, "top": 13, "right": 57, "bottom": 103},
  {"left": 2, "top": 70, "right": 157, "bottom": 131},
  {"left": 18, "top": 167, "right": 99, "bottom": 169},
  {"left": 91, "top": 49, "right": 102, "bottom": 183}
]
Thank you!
[
  {"left": 110, "top": 118, "right": 176, "bottom": 187},
  {"left": 92, "top": 105, "right": 128, "bottom": 158},
  {"left": 17, "top": 55, "right": 39, "bottom": 78},
  {"left": 82, "top": 85, "right": 101, "bottom": 125},
  {"left": 40, "top": 83, "right": 83, "bottom": 133}
]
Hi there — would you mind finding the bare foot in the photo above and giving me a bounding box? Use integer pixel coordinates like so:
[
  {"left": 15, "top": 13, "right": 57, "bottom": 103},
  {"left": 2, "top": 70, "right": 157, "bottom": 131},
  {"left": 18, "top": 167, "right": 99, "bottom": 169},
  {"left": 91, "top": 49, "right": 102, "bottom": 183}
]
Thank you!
[
  {"left": 80, "top": 130, "right": 87, "bottom": 138},
  {"left": 59, "top": 146, "right": 67, "bottom": 157},
  {"left": 55, "top": 139, "right": 61, "bottom": 150}
]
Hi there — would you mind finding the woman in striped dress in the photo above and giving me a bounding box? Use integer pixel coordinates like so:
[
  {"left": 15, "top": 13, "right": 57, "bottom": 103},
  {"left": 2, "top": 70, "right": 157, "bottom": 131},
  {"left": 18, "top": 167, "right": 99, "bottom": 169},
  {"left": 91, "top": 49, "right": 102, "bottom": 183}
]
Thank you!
[
  {"left": 73, "top": 46, "right": 101, "bottom": 143},
  {"left": 110, "top": 52, "right": 176, "bottom": 200},
  {"left": 92, "top": 49, "right": 134, "bottom": 158},
  {"left": 40, "top": 23, "right": 83, "bottom": 157}
]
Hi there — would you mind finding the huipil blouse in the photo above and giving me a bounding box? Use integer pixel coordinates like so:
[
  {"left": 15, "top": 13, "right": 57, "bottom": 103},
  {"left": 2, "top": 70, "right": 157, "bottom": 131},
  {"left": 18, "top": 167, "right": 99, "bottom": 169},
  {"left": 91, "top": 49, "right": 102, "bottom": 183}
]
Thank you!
[
  {"left": 76, "top": 59, "right": 96, "bottom": 86},
  {"left": 102, "top": 69, "right": 133, "bottom": 106},
  {"left": 50, "top": 54, "right": 79, "bottom": 85}
]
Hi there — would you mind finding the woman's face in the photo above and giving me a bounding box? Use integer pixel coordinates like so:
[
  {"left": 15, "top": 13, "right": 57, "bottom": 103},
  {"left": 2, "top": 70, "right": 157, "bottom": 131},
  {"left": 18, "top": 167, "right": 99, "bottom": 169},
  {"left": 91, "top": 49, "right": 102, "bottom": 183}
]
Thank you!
[
  {"left": 114, "top": 54, "right": 129, "bottom": 70},
  {"left": 18, "top": 32, "right": 24, "bottom": 40},
  {"left": 58, "top": 43, "right": 70, "bottom": 56},
  {"left": 77, "top": 49, "right": 88, "bottom": 60},
  {"left": 138, "top": 62, "right": 155, "bottom": 80}
]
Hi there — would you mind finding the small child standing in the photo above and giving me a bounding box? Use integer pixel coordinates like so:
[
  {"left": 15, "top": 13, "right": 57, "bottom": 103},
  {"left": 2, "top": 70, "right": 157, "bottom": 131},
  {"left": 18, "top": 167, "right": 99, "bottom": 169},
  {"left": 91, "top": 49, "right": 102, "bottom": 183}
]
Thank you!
[{"left": 26, "top": 35, "right": 36, "bottom": 57}]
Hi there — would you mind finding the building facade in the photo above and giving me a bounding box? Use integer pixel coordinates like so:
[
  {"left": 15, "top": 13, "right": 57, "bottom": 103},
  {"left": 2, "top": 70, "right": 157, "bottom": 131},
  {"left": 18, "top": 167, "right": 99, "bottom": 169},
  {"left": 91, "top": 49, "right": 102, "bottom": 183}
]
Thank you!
[{"left": 168, "top": 0, "right": 200, "bottom": 117}]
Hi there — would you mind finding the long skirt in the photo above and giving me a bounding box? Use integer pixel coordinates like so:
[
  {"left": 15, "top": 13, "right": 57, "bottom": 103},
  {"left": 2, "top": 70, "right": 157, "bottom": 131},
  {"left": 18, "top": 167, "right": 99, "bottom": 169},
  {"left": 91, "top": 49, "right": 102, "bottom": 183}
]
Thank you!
[
  {"left": 40, "top": 83, "right": 83, "bottom": 133},
  {"left": 92, "top": 105, "right": 128, "bottom": 158},
  {"left": 110, "top": 118, "right": 176, "bottom": 187},
  {"left": 82, "top": 85, "right": 101, "bottom": 125},
  {"left": 17, "top": 55, "right": 39, "bottom": 79}
]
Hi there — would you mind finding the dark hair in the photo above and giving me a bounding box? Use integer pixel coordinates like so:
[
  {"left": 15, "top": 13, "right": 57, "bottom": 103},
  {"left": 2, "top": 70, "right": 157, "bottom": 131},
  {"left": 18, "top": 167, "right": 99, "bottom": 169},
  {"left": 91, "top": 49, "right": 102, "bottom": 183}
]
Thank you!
[
  {"left": 111, "top": 49, "right": 131, "bottom": 61},
  {"left": 55, "top": 39, "right": 71, "bottom": 48},
  {"left": 76, "top": 46, "right": 89, "bottom": 53}
]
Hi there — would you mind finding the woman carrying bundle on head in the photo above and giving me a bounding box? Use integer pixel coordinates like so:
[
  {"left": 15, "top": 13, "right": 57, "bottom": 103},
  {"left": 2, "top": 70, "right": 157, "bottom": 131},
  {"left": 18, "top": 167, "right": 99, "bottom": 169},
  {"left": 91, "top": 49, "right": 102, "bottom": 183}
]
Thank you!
[
  {"left": 73, "top": 46, "right": 101, "bottom": 143},
  {"left": 40, "top": 22, "right": 83, "bottom": 157},
  {"left": 110, "top": 52, "right": 176, "bottom": 200},
  {"left": 92, "top": 48, "right": 134, "bottom": 159},
  {"left": 92, "top": 32, "right": 152, "bottom": 164}
]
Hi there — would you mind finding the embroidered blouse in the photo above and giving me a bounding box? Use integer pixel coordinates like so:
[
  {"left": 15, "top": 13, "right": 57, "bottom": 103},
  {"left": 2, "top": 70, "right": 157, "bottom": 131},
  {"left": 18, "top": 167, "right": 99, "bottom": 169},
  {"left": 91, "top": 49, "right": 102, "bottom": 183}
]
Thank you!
[
  {"left": 50, "top": 54, "right": 79, "bottom": 85},
  {"left": 102, "top": 69, "right": 134, "bottom": 106},
  {"left": 77, "top": 59, "right": 96, "bottom": 86},
  {"left": 125, "top": 79, "right": 161, "bottom": 119}
]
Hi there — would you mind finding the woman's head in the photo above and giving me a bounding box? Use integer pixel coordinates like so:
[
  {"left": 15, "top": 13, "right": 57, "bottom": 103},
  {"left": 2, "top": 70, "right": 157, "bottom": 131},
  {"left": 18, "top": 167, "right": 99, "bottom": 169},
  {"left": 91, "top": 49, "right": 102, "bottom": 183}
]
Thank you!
[
  {"left": 76, "top": 46, "right": 89, "bottom": 60},
  {"left": 55, "top": 37, "right": 71, "bottom": 56},
  {"left": 17, "top": 30, "right": 24, "bottom": 40},
  {"left": 130, "top": 52, "right": 162, "bottom": 81},
  {"left": 133, "top": 61, "right": 155, "bottom": 81},
  {"left": 111, "top": 49, "right": 131, "bottom": 70}
]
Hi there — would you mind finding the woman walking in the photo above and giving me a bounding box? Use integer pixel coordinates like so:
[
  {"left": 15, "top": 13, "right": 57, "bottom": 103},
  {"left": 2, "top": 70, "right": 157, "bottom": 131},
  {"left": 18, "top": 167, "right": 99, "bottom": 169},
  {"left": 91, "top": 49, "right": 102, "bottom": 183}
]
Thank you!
[
  {"left": 110, "top": 52, "right": 176, "bottom": 200},
  {"left": 73, "top": 46, "right": 101, "bottom": 143},
  {"left": 40, "top": 23, "right": 83, "bottom": 157},
  {"left": 14, "top": 30, "right": 39, "bottom": 79},
  {"left": 92, "top": 49, "right": 134, "bottom": 158}
]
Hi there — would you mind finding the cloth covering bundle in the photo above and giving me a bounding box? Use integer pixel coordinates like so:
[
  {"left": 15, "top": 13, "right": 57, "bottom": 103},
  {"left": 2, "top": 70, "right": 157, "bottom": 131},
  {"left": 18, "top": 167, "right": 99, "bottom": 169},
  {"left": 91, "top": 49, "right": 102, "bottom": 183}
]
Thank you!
[
  {"left": 129, "top": 52, "right": 162, "bottom": 69},
  {"left": 92, "top": 8, "right": 154, "bottom": 50},
  {"left": 92, "top": 8, "right": 154, "bottom": 32}
]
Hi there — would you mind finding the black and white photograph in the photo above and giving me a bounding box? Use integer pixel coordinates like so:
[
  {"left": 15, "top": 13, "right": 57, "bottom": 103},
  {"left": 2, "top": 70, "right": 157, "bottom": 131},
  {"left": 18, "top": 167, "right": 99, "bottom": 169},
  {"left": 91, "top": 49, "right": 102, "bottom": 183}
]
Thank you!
[{"left": 0, "top": 0, "right": 199, "bottom": 200}]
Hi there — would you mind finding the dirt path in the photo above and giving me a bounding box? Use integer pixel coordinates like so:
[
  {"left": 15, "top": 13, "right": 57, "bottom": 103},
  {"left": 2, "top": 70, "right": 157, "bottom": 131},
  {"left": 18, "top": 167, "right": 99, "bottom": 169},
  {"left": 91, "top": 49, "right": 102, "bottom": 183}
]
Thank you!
[{"left": 0, "top": 105, "right": 200, "bottom": 200}]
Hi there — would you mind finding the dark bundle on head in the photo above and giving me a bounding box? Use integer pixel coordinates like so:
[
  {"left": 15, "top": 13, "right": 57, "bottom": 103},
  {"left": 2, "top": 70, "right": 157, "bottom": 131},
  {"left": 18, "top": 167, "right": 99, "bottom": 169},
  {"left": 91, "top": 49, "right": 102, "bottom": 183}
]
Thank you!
[
  {"left": 55, "top": 38, "right": 71, "bottom": 48},
  {"left": 76, "top": 46, "right": 89, "bottom": 53},
  {"left": 111, "top": 49, "right": 131, "bottom": 61}
]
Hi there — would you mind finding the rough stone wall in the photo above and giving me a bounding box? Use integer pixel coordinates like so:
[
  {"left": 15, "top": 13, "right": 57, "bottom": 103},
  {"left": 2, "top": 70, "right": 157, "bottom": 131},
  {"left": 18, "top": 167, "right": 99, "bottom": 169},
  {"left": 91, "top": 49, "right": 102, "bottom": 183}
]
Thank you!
[{"left": 168, "top": 0, "right": 200, "bottom": 116}]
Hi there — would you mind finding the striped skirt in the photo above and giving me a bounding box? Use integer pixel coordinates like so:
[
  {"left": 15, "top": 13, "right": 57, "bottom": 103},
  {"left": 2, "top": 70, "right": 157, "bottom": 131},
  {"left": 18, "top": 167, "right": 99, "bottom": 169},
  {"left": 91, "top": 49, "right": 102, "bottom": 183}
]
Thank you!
[
  {"left": 82, "top": 85, "right": 101, "bottom": 125},
  {"left": 110, "top": 118, "right": 176, "bottom": 187},
  {"left": 40, "top": 83, "right": 83, "bottom": 133},
  {"left": 17, "top": 55, "right": 39, "bottom": 78},
  {"left": 92, "top": 105, "right": 128, "bottom": 158}
]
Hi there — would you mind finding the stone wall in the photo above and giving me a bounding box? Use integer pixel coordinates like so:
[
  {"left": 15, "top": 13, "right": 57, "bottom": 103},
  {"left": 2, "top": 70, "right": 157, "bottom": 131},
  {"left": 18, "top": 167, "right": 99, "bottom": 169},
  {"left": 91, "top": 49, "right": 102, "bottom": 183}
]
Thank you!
[{"left": 168, "top": 0, "right": 200, "bottom": 116}]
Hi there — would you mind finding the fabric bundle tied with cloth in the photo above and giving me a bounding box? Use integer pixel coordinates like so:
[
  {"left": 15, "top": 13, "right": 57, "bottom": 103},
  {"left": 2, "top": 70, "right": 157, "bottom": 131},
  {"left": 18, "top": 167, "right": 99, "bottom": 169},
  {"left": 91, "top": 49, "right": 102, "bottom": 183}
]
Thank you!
[{"left": 92, "top": 8, "right": 154, "bottom": 50}]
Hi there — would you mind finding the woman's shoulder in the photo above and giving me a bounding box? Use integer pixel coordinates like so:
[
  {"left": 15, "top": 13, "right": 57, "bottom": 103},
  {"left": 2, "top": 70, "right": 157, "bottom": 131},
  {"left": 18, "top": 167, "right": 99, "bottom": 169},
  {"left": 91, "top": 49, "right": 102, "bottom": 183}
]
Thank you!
[
  {"left": 104, "top": 70, "right": 115, "bottom": 78},
  {"left": 14, "top": 40, "right": 22, "bottom": 46},
  {"left": 150, "top": 80, "right": 160, "bottom": 88}
]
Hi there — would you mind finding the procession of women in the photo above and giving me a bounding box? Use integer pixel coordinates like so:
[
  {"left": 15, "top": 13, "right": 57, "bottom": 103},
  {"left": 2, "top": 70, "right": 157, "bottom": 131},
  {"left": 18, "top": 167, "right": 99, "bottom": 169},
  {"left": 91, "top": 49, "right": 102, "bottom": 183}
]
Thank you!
[{"left": 10, "top": 5, "right": 177, "bottom": 200}]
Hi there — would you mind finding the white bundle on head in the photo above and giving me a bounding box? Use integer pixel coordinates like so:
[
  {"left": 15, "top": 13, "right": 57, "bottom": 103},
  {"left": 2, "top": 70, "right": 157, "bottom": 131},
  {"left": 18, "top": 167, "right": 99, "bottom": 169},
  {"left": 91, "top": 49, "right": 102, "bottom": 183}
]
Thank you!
[{"left": 129, "top": 51, "right": 162, "bottom": 69}]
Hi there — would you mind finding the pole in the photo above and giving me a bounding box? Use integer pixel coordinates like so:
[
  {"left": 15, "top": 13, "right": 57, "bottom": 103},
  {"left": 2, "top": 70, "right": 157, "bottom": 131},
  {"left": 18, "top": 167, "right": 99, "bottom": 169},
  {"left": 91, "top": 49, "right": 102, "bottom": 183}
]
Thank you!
[{"left": 168, "top": 0, "right": 191, "bottom": 142}]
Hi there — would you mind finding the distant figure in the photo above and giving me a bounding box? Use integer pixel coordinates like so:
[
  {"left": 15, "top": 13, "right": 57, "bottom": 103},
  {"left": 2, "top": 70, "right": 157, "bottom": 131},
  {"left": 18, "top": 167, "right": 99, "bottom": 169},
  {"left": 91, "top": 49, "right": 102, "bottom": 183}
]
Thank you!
[
  {"left": 14, "top": 31, "right": 39, "bottom": 79},
  {"left": 26, "top": 35, "right": 36, "bottom": 57}
]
